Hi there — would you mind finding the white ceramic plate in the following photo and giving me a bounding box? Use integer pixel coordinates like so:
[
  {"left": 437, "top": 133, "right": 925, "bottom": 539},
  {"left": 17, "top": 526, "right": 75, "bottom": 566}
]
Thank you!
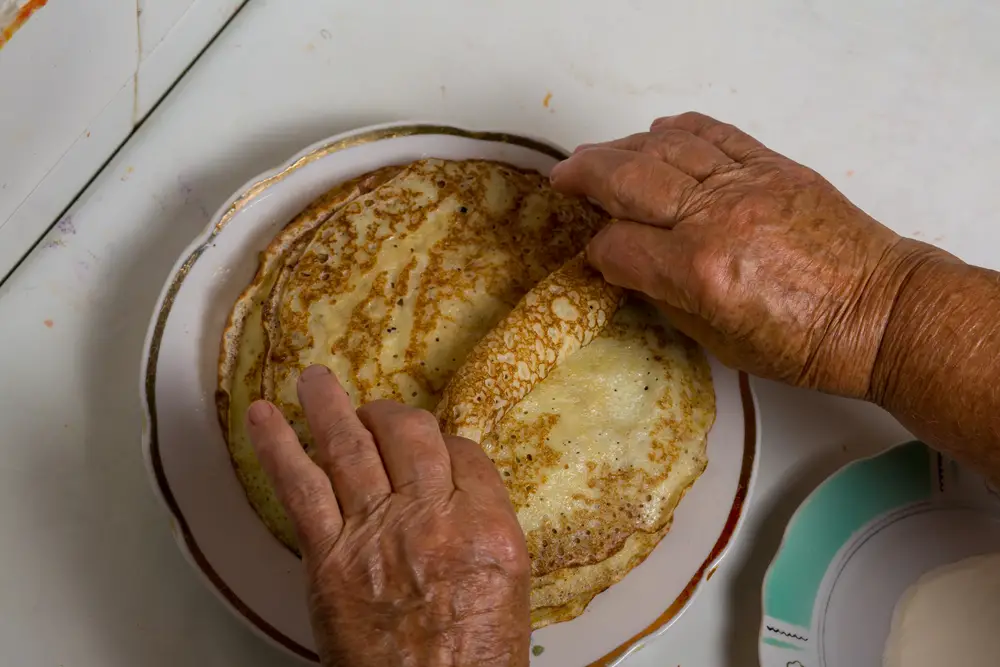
[
  {"left": 140, "top": 122, "right": 759, "bottom": 666},
  {"left": 760, "top": 441, "right": 1000, "bottom": 667}
]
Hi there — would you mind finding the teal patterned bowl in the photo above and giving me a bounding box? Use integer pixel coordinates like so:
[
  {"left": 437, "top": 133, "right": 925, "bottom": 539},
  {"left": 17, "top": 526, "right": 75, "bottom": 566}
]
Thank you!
[{"left": 760, "top": 441, "right": 1000, "bottom": 667}]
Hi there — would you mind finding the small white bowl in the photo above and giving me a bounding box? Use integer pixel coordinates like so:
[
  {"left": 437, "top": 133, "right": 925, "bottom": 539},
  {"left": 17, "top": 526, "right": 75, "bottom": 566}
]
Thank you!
[
  {"left": 761, "top": 441, "right": 1000, "bottom": 666},
  {"left": 140, "top": 121, "right": 760, "bottom": 666}
]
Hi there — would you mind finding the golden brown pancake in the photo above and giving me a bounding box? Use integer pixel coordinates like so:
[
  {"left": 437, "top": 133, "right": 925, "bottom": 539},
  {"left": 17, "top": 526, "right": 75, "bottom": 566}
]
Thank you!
[
  {"left": 219, "top": 158, "right": 714, "bottom": 629},
  {"left": 436, "top": 252, "right": 625, "bottom": 446},
  {"left": 219, "top": 158, "right": 608, "bottom": 553},
  {"left": 440, "top": 272, "right": 716, "bottom": 627},
  {"left": 217, "top": 166, "right": 405, "bottom": 548}
]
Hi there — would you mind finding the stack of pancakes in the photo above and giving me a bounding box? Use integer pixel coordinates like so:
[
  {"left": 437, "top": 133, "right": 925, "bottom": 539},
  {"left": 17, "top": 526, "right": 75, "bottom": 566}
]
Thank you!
[{"left": 217, "top": 159, "right": 716, "bottom": 628}]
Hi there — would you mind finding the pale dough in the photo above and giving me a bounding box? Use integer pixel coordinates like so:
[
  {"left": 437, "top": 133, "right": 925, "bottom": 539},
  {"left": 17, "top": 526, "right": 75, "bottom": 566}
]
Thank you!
[{"left": 884, "top": 553, "right": 1000, "bottom": 667}]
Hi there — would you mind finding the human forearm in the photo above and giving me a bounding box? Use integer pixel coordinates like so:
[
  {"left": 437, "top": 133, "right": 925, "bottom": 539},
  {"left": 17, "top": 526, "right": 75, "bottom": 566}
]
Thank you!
[{"left": 870, "top": 248, "right": 1000, "bottom": 479}]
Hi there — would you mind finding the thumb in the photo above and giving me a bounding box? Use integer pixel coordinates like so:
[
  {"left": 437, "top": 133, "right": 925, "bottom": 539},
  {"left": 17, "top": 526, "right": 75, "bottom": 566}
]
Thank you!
[
  {"left": 586, "top": 220, "right": 690, "bottom": 308},
  {"left": 654, "top": 302, "right": 740, "bottom": 370},
  {"left": 588, "top": 221, "right": 742, "bottom": 367}
]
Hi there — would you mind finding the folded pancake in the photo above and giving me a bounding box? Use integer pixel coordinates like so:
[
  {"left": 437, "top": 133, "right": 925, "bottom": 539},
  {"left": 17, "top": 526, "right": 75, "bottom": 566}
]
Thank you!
[
  {"left": 436, "top": 253, "right": 625, "bottom": 446},
  {"left": 219, "top": 158, "right": 609, "bottom": 553},
  {"left": 440, "top": 271, "right": 716, "bottom": 628}
]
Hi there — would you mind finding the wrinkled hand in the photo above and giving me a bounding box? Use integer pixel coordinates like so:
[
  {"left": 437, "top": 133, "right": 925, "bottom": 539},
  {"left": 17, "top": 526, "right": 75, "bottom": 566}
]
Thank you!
[
  {"left": 551, "top": 112, "right": 943, "bottom": 399},
  {"left": 246, "top": 365, "right": 530, "bottom": 667}
]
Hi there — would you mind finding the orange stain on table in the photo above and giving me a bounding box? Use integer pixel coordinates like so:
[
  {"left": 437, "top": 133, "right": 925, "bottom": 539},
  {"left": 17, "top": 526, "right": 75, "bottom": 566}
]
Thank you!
[
  {"left": 845, "top": 169, "right": 855, "bottom": 177},
  {"left": 43, "top": 319, "right": 53, "bottom": 328},
  {"left": 542, "top": 91, "right": 553, "bottom": 108},
  {"left": 0, "top": 0, "right": 50, "bottom": 49}
]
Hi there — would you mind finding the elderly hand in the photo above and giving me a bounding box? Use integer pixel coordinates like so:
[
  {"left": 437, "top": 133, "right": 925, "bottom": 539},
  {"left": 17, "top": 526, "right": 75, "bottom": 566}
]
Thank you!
[
  {"left": 246, "top": 365, "right": 530, "bottom": 667},
  {"left": 550, "top": 112, "right": 944, "bottom": 399}
]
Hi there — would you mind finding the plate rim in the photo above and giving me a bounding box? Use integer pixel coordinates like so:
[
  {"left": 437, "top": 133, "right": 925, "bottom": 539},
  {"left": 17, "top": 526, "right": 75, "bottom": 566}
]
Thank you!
[{"left": 139, "top": 120, "right": 760, "bottom": 665}]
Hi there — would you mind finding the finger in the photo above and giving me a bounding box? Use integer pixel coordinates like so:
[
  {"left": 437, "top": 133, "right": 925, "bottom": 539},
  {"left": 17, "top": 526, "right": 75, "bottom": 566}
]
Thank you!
[
  {"left": 651, "top": 112, "right": 771, "bottom": 162},
  {"left": 444, "top": 435, "right": 513, "bottom": 505},
  {"left": 550, "top": 148, "right": 698, "bottom": 227},
  {"left": 246, "top": 400, "right": 344, "bottom": 551},
  {"left": 586, "top": 220, "right": 692, "bottom": 308},
  {"left": 356, "top": 401, "right": 453, "bottom": 496},
  {"left": 581, "top": 131, "right": 735, "bottom": 181},
  {"left": 296, "top": 365, "right": 391, "bottom": 516}
]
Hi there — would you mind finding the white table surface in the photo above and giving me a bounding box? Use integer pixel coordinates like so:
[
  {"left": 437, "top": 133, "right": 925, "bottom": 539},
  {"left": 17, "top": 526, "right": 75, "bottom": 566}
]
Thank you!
[
  {"left": 0, "top": 0, "right": 244, "bottom": 280},
  {"left": 2, "top": 0, "right": 998, "bottom": 664}
]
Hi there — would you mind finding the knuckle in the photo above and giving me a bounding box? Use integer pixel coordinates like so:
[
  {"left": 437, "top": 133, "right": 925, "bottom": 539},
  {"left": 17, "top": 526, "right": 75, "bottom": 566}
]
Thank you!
[
  {"left": 657, "top": 128, "right": 687, "bottom": 150},
  {"left": 645, "top": 131, "right": 686, "bottom": 161},
  {"left": 333, "top": 448, "right": 370, "bottom": 476},
  {"left": 630, "top": 132, "right": 659, "bottom": 155},
  {"left": 610, "top": 159, "right": 650, "bottom": 210},
  {"left": 652, "top": 111, "right": 699, "bottom": 128},
  {"left": 320, "top": 419, "right": 361, "bottom": 448},
  {"left": 676, "top": 110, "right": 705, "bottom": 121},
  {"left": 488, "top": 528, "right": 531, "bottom": 574},
  {"left": 322, "top": 423, "right": 377, "bottom": 459},
  {"left": 397, "top": 408, "right": 441, "bottom": 438},
  {"left": 674, "top": 110, "right": 711, "bottom": 128},
  {"left": 421, "top": 456, "right": 452, "bottom": 480},
  {"left": 702, "top": 121, "right": 738, "bottom": 143},
  {"left": 339, "top": 438, "right": 379, "bottom": 468},
  {"left": 796, "top": 165, "right": 826, "bottom": 186},
  {"left": 283, "top": 469, "right": 331, "bottom": 513}
]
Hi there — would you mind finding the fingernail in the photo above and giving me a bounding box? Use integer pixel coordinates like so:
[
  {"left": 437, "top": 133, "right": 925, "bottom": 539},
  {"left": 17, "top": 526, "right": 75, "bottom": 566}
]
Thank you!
[
  {"left": 248, "top": 401, "right": 273, "bottom": 425},
  {"left": 573, "top": 143, "right": 594, "bottom": 153},
  {"left": 585, "top": 238, "right": 602, "bottom": 267},
  {"left": 549, "top": 160, "right": 567, "bottom": 180},
  {"left": 299, "top": 364, "right": 330, "bottom": 383}
]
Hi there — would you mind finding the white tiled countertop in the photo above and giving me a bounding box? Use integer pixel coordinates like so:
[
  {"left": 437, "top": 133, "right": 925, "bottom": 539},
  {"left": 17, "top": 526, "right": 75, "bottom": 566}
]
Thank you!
[
  {"left": 1, "top": 0, "right": 998, "bottom": 664},
  {"left": 0, "top": 0, "right": 244, "bottom": 279}
]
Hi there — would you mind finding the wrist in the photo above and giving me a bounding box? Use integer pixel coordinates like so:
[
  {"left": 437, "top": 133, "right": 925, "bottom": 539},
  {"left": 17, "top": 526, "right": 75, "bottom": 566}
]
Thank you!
[
  {"left": 796, "top": 236, "right": 943, "bottom": 400},
  {"left": 866, "top": 239, "right": 967, "bottom": 409},
  {"left": 314, "top": 598, "right": 529, "bottom": 667},
  {"left": 865, "top": 242, "right": 1000, "bottom": 466},
  {"left": 804, "top": 236, "right": 952, "bottom": 400}
]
